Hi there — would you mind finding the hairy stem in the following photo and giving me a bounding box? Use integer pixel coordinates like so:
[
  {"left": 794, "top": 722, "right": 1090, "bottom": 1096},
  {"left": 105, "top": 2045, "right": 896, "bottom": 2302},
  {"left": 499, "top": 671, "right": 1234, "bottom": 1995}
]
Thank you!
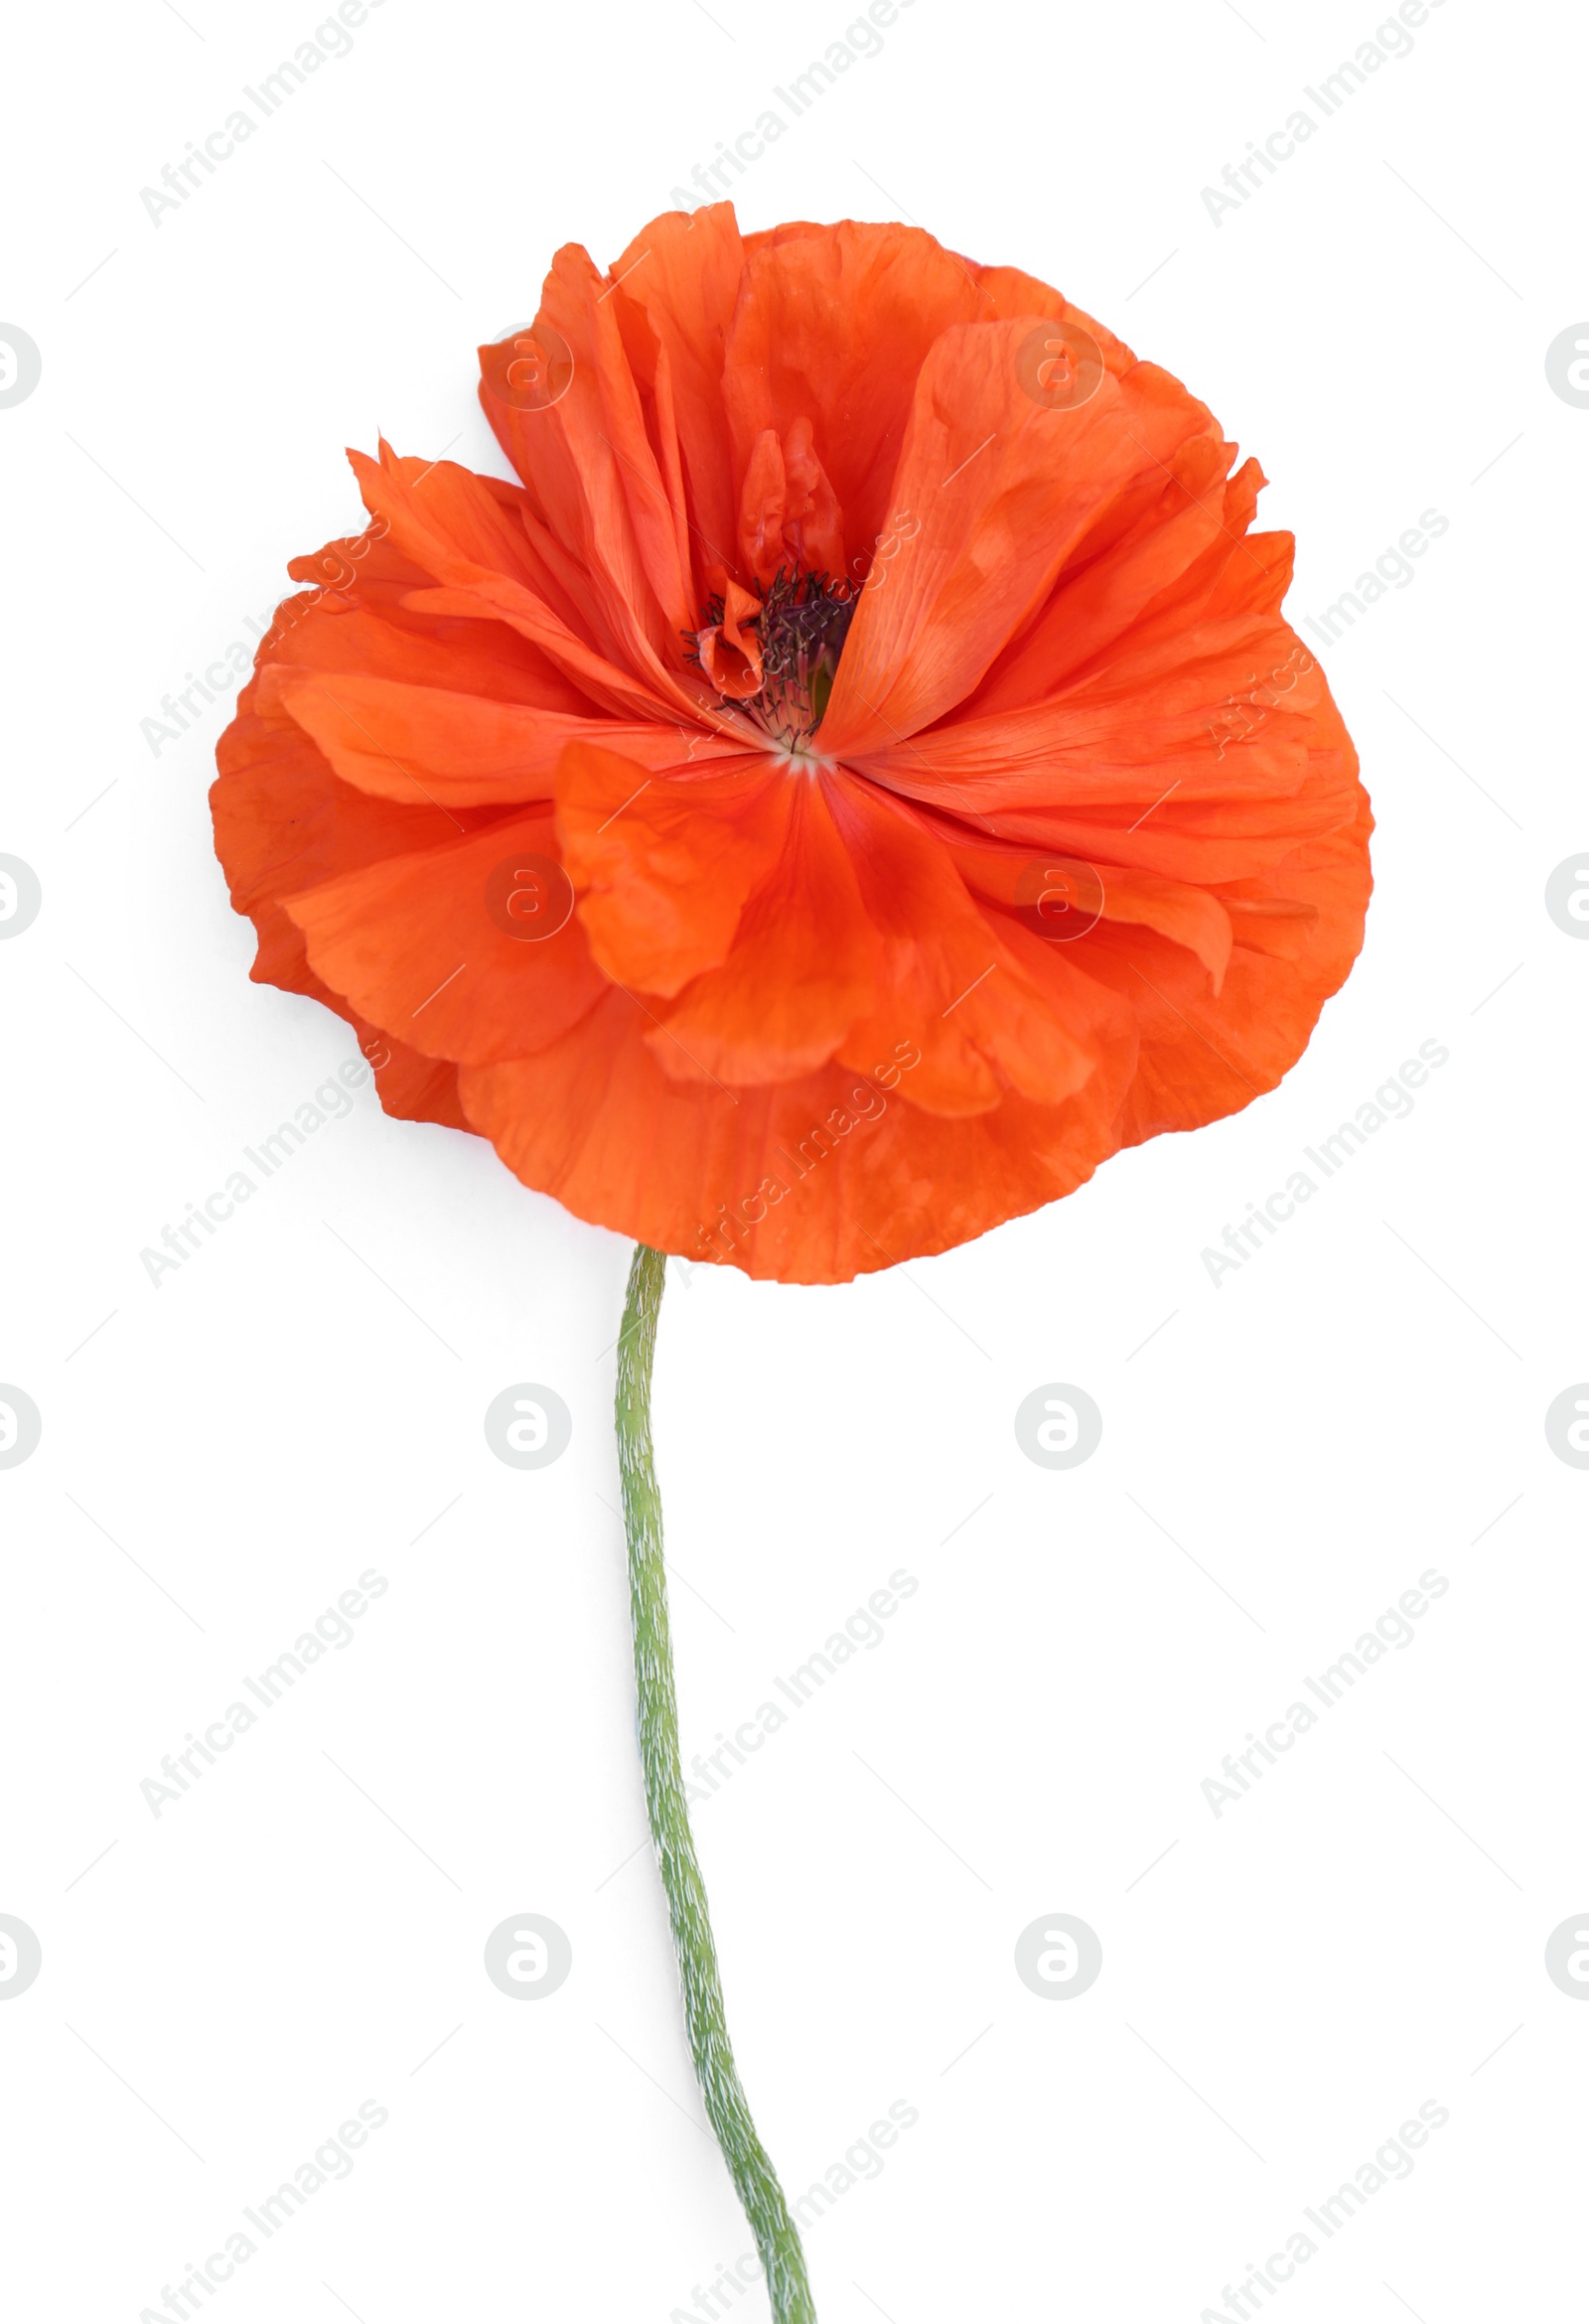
[{"left": 615, "top": 1243, "right": 815, "bottom": 2323}]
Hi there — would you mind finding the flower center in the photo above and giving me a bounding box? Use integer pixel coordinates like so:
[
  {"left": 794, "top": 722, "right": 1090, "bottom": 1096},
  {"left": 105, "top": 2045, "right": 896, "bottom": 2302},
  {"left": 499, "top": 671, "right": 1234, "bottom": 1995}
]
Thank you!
[{"left": 689, "top": 566, "right": 858, "bottom": 750}]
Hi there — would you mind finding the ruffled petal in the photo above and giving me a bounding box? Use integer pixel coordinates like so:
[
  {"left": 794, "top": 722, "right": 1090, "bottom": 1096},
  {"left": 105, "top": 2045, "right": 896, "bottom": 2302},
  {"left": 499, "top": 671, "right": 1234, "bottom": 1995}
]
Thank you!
[
  {"left": 481, "top": 244, "right": 694, "bottom": 664},
  {"left": 819, "top": 319, "right": 1216, "bottom": 755},
  {"left": 457, "top": 987, "right": 1137, "bottom": 1284},
  {"left": 264, "top": 668, "right": 740, "bottom": 808},
  {"left": 647, "top": 772, "right": 879, "bottom": 1085},
  {"left": 555, "top": 739, "right": 792, "bottom": 998},
  {"left": 348, "top": 441, "right": 722, "bottom": 731},
  {"left": 935, "top": 818, "right": 1233, "bottom": 991},
  {"left": 211, "top": 676, "right": 493, "bottom": 997},
  {"left": 606, "top": 204, "right": 748, "bottom": 602},
  {"left": 824, "top": 777, "right": 1126, "bottom": 1116},
  {"left": 721, "top": 220, "right": 991, "bottom": 578},
  {"left": 282, "top": 807, "right": 607, "bottom": 1066}
]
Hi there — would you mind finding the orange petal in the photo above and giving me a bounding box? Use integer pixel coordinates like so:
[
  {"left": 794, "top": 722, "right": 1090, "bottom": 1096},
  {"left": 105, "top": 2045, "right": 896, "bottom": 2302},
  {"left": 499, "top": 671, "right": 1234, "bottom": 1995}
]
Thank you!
[
  {"left": 694, "top": 577, "right": 764, "bottom": 699},
  {"left": 556, "top": 740, "right": 794, "bottom": 998},
  {"left": 481, "top": 245, "right": 694, "bottom": 658},
  {"left": 457, "top": 985, "right": 1136, "bottom": 1284},
  {"left": 738, "top": 428, "right": 787, "bottom": 587},
  {"left": 696, "top": 625, "right": 763, "bottom": 701},
  {"left": 348, "top": 441, "right": 713, "bottom": 730},
  {"left": 1105, "top": 783, "right": 1372, "bottom": 1141},
  {"left": 819, "top": 320, "right": 1214, "bottom": 756},
  {"left": 781, "top": 415, "right": 845, "bottom": 578},
  {"left": 282, "top": 808, "right": 606, "bottom": 1066},
  {"left": 721, "top": 221, "right": 991, "bottom": 574},
  {"left": 212, "top": 680, "right": 491, "bottom": 998},
  {"left": 965, "top": 438, "right": 1248, "bottom": 712},
  {"left": 937, "top": 821, "right": 1233, "bottom": 991},
  {"left": 721, "top": 578, "right": 763, "bottom": 648},
  {"left": 264, "top": 668, "right": 740, "bottom": 808},
  {"left": 605, "top": 204, "right": 748, "bottom": 605},
  {"left": 825, "top": 778, "right": 1128, "bottom": 1116},
  {"left": 253, "top": 518, "right": 593, "bottom": 713},
  {"left": 851, "top": 613, "right": 1326, "bottom": 820},
  {"left": 648, "top": 773, "right": 878, "bottom": 1085}
]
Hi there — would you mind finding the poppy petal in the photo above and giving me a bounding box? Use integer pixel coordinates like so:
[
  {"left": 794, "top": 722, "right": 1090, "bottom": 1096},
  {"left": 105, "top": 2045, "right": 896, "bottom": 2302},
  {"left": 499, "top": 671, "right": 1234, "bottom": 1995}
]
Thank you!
[
  {"left": 282, "top": 808, "right": 606, "bottom": 1066},
  {"left": 818, "top": 319, "right": 1214, "bottom": 755},
  {"left": 824, "top": 776, "right": 1123, "bottom": 1116},
  {"left": 606, "top": 203, "right": 748, "bottom": 606},
  {"left": 721, "top": 220, "right": 991, "bottom": 572},
  {"left": 458, "top": 983, "right": 1138, "bottom": 1284},
  {"left": 348, "top": 440, "right": 720, "bottom": 731},
  {"left": 265, "top": 668, "right": 741, "bottom": 809},
  {"left": 556, "top": 739, "right": 793, "bottom": 1000},
  {"left": 647, "top": 773, "right": 879, "bottom": 1085}
]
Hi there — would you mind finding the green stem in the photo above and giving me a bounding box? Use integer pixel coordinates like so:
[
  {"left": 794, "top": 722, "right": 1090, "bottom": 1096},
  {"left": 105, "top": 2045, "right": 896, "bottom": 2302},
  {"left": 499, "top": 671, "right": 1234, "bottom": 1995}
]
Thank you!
[{"left": 615, "top": 1243, "right": 815, "bottom": 2323}]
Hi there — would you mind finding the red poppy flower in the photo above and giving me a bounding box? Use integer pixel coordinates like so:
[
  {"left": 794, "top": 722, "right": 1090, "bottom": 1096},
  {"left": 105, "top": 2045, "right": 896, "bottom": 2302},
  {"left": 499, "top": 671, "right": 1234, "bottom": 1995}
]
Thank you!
[{"left": 212, "top": 204, "right": 1371, "bottom": 1283}]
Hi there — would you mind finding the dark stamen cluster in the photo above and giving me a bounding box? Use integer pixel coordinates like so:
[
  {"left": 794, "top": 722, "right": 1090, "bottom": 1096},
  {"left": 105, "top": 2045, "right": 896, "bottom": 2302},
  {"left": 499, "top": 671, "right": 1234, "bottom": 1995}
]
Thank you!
[{"left": 687, "top": 566, "right": 859, "bottom": 748}]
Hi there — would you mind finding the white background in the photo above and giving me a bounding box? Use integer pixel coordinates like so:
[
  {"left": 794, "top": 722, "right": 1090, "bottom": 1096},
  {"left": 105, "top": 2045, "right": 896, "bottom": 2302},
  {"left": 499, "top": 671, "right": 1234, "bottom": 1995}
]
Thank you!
[{"left": 3, "top": 0, "right": 1585, "bottom": 2317}]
